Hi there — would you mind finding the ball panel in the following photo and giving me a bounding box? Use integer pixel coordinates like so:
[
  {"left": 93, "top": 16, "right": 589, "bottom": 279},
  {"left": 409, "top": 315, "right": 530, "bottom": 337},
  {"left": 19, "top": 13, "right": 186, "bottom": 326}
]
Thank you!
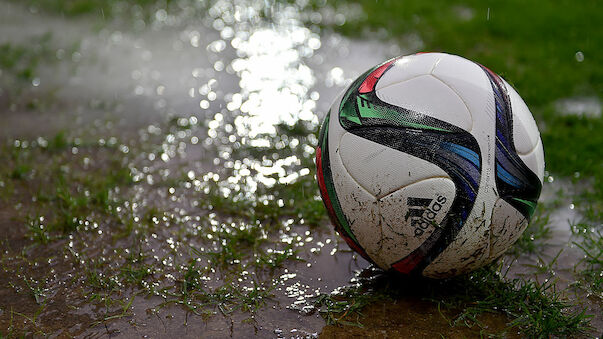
[
  {"left": 503, "top": 79, "right": 541, "bottom": 155},
  {"left": 422, "top": 195, "right": 494, "bottom": 278},
  {"left": 481, "top": 65, "right": 543, "bottom": 220},
  {"left": 319, "top": 91, "right": 377, "bottom": 258},
  {"left": 375, "top": 53, "right": 442, "bottom": 91},
  {"left": 326, "top": 99, "right": 384, "bottom": 263},
  {"left": 504, "top": 78, "right": 545, "bottom": 181},
  {"left": 338, "top": 131, "right": 449, "bottom": 198},
  {"left": 318, "top": 104, "right": 374, "bottom": 261},
  {"left": 518, "top": 138, "right": 545, "bottom": 184},
  {"left": 430, "top": 53, "right": 495, "bottom": 131},
  {"left": 329, "top": 142, "right": 383, "bottom": 266},
  {"left": 378, "top": 177, "right": 456, "bottom": 267},
  {"left": 488, "top": 197, "right": 528, "bottom": 259},
  {"left": 376, "top": 75, "right": 473, "bottom": 131}
]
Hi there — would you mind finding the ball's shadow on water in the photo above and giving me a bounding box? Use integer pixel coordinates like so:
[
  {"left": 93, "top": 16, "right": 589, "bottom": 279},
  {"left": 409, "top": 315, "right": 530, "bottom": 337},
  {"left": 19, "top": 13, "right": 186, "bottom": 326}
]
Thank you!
[{"left": 357, "top": 264, "right": 490, "bottom": 299}]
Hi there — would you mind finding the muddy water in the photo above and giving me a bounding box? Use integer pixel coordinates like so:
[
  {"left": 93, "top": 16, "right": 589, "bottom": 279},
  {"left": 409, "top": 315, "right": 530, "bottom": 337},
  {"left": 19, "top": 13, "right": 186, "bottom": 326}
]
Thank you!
[
  {"left": 505, "top": 181, "right": 603, "bottom": 332},
  {"left": 0, "top": 0, "right": 395, "bottom": 336},
  {"left": 0, "top": 0, "right": 600, "bottom": 338}
]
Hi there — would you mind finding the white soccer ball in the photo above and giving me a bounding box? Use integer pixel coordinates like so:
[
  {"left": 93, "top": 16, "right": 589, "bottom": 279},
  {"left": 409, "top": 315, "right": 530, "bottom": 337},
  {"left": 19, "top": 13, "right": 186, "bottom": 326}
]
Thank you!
[{"left": 316, "top": 53, "right": 544, "bottom": 278}]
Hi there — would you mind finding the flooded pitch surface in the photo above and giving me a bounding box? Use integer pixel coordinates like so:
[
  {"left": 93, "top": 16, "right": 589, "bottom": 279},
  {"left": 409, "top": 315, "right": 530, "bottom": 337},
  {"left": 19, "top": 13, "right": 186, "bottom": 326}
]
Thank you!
[{"left": 0, "top": 0, "right": 600, "bottom": 337}]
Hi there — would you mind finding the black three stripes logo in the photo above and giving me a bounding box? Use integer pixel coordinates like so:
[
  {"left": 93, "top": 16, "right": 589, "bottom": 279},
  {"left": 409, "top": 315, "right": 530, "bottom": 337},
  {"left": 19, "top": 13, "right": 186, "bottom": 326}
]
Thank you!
[
  {"left": 405, "top": 197, "right": 433, "bottom": 220},
  {"left": 405, "top": 196, "right": 448, "bottom": 237}
]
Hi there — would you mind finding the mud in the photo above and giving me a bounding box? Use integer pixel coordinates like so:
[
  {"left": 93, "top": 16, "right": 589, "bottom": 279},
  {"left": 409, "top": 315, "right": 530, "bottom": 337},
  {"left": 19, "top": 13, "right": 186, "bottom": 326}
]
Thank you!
[{"left": 320, "top": 299, "right": 518, "bottom": 339}]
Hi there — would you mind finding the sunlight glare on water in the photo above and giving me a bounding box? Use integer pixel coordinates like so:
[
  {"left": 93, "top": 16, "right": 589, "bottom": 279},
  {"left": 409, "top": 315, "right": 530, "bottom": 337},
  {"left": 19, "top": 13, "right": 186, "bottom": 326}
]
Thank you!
[
  {"left": 229, "top": 25, "right": 318, "bottom": 137},
  {"left": 203, "top": 0, "right": 326, "bottom": 201},
  {"left": 210, "top": 0, "right": 320, "bottom": 136},
  {"left": 0, "top": 0, "right": 409, "bottom": 336}
]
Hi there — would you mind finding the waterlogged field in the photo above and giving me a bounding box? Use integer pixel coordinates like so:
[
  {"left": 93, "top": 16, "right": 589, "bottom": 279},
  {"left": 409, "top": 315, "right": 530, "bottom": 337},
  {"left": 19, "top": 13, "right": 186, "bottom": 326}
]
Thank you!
[{"left": 0, "top": 0, "right": 601, "bottom": 338}]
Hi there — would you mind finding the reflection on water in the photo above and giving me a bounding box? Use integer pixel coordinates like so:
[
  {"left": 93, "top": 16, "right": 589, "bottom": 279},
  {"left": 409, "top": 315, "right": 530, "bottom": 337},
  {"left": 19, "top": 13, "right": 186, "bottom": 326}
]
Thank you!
[
  {"left": 0, "top": 0, "right": 394, "bottom": 336},
  {"left": 227, "top": 6, "right": 319, "bottom": 134},
  {"left": 555, "top": 96, "right": 601, "bottom": 118},
  {"left": 205, "top": 0, "right": 321, "bottom": 201}
]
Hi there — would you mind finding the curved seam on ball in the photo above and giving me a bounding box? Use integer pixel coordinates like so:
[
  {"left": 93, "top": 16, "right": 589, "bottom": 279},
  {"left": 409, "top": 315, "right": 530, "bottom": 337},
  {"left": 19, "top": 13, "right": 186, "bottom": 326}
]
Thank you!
[
  {"left": 375, "top": 175, "right": 451, "bottom": 200},
  {"left": 429, "top": 56, "right": 443, "bottom": 74},
  {"left": 516, "top": 135, "right": 542, "bottom": 156},
  {"left": 429, "top": 73, "right": 475, "bottom": 133},
  {"left": 336, "top": 131, "right": 377, "bottom": 200},
  {"left": 374, "top": 73, "right": 431, "bottom": 93}
]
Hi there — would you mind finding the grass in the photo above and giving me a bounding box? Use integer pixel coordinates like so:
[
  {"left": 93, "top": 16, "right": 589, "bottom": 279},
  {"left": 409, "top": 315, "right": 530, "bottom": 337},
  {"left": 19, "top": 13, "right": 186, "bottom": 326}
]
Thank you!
[
  {"left": 160, "top": 259, "right": 274, "bottom": 316},
  {"left": 1, "top": 133, "right": 133, "bottom": 241},
  {"left": 0, "top": 34, "right": 52, "bottom": 82},
  {"left": 543, "top": 114, "right": 603, "bottom": 215},
  {"left": 0, "top": 118, "right": 314, "bottom": 334},
  {"left": 571, "top": 221, "right": 603, "bottom": 296},
  {"left": 315, "top": 264, "right": 592, "bottom": 337},
  {"left": 315, "top": 284, "right": 387, "bottom": 327},
  {"left": 507, "top": 206, "right": 551, "bottom": 257},
  {"left": 9, "top": 0, "right": 175, "bottom": 17},
  {"left": 201, "top": 119, "right": 323, "bottom": 226},
  {"left": 0, "top": 306, "right": 47, "bottom": 338},
  {"left": 21, "top": 276, "right": 47, "bottom": 305},
  {"left": 449, "top": 269, "right": 591, "bottom": 338}
]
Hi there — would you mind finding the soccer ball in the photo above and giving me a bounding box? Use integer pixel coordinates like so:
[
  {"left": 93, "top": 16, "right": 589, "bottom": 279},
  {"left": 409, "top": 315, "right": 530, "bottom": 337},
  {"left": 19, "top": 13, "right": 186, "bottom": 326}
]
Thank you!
[{"left": 316, "top": 53, "right": 544, "bottom": 278}]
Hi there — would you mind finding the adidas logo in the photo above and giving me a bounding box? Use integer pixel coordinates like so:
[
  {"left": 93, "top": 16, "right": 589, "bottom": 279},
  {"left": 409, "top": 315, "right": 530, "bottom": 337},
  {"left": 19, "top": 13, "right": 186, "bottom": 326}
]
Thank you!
[{"left": 405, "top": 196, "right": 447, "bottom": 237}]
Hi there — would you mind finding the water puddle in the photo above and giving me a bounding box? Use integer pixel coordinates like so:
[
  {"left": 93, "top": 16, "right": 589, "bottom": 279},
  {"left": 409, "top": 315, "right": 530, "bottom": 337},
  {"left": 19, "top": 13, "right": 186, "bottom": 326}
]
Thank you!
[{"left": 555, "top": 96, "right": 602, "bottom": 118}]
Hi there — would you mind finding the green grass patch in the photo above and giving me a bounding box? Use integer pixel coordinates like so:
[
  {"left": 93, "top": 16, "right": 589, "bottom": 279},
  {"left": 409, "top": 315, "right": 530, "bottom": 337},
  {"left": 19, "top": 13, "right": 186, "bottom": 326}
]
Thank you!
[
  {"left": 0, "top": 118, "right": 313, "bottom": 333},
  {"left": 202, "top": 120, "right": 324, "bottom": 227},
  {"left": 447, "top": 267, "right": 591, "bottom": 338},
  {"left": 9, "top": 0, "right": 174, "bottom": 17},
  {"left": 0, "top": 34, "right": 52, "bottom": 82},
  {"left": 0, "top": 132, "right": 134, "bottom": 241},
  {"left": 508, "top": 206, "right": 551, "bottom": 257},
  {"left": 541, "top": 113, "right": 603, "bottom": 213},
  {"left": 315, "top": 265, "right": 592, "bottom": 337},
  {"left": 315, "top": 284, "right": 387, "bottom": 327},
  {"left": 571, "top": 221, "right": 602, "bottom": 296}
]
